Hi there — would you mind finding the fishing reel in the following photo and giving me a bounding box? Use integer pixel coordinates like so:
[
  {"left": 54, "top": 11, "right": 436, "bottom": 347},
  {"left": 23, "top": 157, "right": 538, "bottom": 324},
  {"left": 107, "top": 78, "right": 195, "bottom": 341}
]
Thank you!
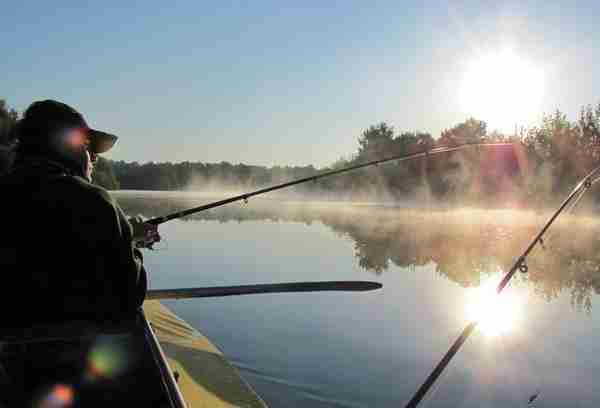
[{"left": 130, "top": 215, "right": 161, "bottom": 249}]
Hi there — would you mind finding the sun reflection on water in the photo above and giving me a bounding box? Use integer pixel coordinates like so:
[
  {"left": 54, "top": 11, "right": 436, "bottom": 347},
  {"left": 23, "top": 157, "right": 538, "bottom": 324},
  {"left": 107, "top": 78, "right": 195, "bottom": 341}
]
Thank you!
[{"left": 465, "top": 275, "right": 524, "bottom": 337}]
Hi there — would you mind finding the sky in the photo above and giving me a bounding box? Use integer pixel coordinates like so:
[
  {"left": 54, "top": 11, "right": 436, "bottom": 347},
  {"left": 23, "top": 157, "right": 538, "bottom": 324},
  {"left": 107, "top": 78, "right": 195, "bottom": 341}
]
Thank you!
[{"left": 1, "top": 1, "right": 599, "bottom": 166}]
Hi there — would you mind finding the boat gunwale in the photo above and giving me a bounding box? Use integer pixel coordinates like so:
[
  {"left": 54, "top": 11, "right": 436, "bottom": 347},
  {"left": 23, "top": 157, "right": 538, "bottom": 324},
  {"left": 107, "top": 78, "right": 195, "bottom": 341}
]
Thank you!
[{"left": 142, "top": 308, "right": 188, "bottom": 408}]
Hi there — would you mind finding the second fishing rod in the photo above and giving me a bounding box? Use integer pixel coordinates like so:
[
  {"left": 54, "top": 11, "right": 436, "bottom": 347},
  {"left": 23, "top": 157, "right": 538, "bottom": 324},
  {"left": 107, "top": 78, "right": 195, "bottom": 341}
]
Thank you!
[{"left": 404, "top": 164, "right": 600, "bottom": 407}]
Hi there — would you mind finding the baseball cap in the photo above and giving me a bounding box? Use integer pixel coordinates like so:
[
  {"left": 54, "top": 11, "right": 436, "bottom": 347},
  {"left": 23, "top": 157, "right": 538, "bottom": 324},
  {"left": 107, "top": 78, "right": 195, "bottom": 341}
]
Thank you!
[{"left": 18, "top": 100, "right": 118, "bottom": 154}]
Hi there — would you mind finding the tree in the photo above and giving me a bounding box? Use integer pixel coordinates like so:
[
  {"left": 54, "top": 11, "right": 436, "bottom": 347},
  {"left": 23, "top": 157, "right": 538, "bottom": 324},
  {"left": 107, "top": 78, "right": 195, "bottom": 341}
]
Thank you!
[
  {"left": 576, "top": 103, "right": 600, "bottom": 168},
  {"left": 92, "top": 157, "right": 120, "bottom": 190},
  {"left": 0, "top": 99, "right": 19, "bottom": 145},
  {"left": 357, "top": 122, "right": 395, "bottom": 161},
  {"left": 386, "top": 131, "right": 433, "bottom": 195},
  {"left": 439, "top": 118, "right": 487, "bottom": 145},
  {"left": 0, "top": 99, "right": 19, "bottom": 174}
]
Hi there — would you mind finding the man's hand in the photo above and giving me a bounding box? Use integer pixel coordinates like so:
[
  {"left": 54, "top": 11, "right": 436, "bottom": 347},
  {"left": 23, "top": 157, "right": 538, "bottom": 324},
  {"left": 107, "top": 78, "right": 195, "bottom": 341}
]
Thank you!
[{"left": 129, "top": 215, "right": 161, "bottom": 249}]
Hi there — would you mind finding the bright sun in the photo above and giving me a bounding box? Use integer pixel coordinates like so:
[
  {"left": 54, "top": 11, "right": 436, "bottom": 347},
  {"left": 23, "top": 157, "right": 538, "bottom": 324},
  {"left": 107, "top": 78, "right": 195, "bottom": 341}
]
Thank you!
[
  {"left": 459, "top": 49, "right": 545, "bottom": 134},
  {"left": 465, "top": 275, "right": 523, "bottom": 337}
]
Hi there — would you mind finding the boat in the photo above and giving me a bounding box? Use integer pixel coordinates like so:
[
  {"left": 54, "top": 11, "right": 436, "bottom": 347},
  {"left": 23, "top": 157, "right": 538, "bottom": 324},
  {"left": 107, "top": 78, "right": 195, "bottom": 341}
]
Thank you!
[
  {"left": 143, "top": 300, "right": 267, "bottom": 408},
  {"left": 0, "top": 300, "right": 266, "bottom": 408}
]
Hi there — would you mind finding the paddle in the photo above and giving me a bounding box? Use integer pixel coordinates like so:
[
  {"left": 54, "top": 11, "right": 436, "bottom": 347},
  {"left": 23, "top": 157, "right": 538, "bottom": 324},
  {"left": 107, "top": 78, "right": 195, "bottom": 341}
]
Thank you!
[{"left": 146, "top": 281, "right": 382, "bottom": 300}]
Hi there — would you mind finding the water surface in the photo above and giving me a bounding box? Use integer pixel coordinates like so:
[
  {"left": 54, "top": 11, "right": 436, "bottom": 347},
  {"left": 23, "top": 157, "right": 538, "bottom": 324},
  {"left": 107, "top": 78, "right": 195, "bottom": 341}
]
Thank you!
[{"left": 116, "top": 191, "right": 600, "bottom": 407}]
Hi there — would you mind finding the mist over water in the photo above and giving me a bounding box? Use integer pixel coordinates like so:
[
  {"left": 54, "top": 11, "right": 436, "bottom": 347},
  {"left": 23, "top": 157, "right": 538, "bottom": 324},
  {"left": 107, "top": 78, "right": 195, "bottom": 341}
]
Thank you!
[
  {"left": 172, "top": 144, "right": 522, "bottom": 207},
  {"left": 115, "top": 192, "right": 600, "bottom": 407}
]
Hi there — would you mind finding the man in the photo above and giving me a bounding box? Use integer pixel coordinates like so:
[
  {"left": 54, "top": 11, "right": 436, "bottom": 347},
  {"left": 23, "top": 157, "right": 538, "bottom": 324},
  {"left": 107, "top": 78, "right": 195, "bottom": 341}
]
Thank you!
[{"left": 0, "top": 100, "right": 158, "bottom": 325}]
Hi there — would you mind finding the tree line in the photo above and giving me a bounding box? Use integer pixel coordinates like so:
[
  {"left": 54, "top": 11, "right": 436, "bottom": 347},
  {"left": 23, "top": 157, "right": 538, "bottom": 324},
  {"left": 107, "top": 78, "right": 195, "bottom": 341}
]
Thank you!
[{"left": 2, "top": 97, "right": 600, "bottom": 205}]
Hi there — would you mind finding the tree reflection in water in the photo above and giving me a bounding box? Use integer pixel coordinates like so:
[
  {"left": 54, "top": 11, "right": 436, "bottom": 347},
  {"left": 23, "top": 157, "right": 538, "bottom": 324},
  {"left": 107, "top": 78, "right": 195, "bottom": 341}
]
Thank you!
[{"left": 116, "top": 193, "right": 600, "bottom": 313}]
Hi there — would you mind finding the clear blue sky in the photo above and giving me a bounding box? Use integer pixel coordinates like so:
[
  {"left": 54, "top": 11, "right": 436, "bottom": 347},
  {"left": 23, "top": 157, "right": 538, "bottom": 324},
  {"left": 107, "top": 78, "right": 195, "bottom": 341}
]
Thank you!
[{"left": 2, "top": 1, "right": 598, "bottom": 166}]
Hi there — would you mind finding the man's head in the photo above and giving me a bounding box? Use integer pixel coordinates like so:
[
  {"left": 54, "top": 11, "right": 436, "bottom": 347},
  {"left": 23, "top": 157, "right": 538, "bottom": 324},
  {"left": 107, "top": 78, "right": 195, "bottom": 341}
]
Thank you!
[{"left": 15, "top": 100, "right": 118, "bottom": 181}]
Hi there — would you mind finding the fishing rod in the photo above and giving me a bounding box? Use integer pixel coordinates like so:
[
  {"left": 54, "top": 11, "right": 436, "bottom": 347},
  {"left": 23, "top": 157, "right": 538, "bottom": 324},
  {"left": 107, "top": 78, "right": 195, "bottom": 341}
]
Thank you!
[
  {"left": 405, "top": 164, "right": 600, "bottom": 408},
  {"left": 146, "top": 143, "right": 513, "bottom": 226},
  {"left": 146, "top": 280, "right": 382, "bottom": 300}
]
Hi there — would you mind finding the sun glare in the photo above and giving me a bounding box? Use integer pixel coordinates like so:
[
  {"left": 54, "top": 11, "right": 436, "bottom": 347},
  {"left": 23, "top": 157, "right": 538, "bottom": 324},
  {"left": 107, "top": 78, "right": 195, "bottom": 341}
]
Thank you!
[
  {"left": 459, "top": 49, "right": 545, "bottom": 134},
  {"left": 465, "top": 275, "right": 523, "bottom": 337}
]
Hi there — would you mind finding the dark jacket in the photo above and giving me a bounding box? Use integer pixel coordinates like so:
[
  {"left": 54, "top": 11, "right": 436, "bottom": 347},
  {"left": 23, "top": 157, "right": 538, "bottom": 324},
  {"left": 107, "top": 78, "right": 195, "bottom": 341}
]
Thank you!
[{"left": 0, "top": 158, "right": 147, "bottom": 326}]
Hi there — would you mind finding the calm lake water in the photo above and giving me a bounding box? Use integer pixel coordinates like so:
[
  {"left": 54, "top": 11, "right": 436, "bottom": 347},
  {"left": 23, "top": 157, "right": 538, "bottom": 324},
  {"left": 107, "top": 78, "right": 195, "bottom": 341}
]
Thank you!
[{"left": 116, "top": 191, "right": 600, "bottom": 408}]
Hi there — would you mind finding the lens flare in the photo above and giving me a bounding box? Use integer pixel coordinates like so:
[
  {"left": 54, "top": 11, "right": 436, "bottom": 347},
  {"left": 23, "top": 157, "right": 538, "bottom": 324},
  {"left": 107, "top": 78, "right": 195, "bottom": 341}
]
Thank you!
[
  {"left": 36, "top": 384, "right": 74, "bottom": 408},
  {"left": 86, "top": 336, "right": 130, "bottom": 380},
  {"left": 465, "top": 275, "right": 523, "bottom": 337},
  {"left": 61, "top": 128, "right": 89, "bottom": 149}
]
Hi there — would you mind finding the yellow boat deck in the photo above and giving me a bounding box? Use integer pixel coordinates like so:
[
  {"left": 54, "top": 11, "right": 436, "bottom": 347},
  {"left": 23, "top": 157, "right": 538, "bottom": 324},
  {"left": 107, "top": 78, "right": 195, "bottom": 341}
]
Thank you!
[{"left": 143, "top": 301, "right": 266, "bottom": 408}]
